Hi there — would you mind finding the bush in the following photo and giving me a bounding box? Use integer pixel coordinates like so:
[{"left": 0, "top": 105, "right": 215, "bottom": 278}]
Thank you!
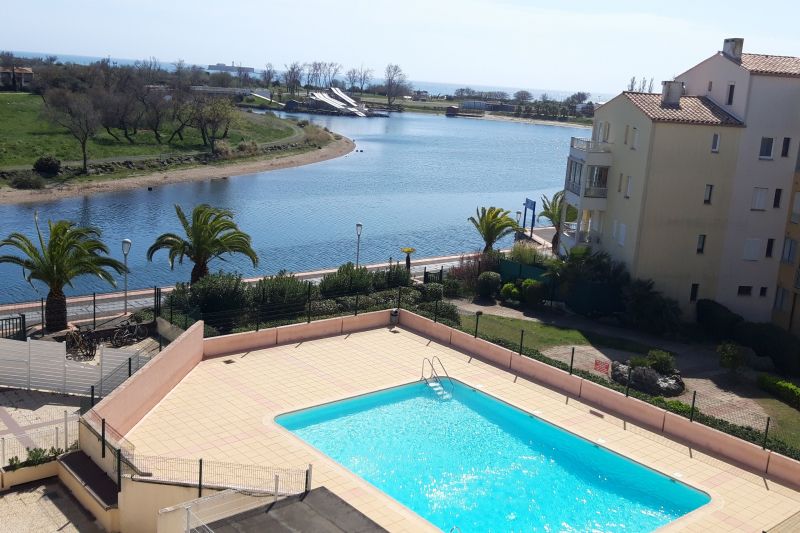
[
  {"left": 476, "top": 271, "right": 501, "bottom": 298},
  {"left": 696, "top": 299, "right": 743, "bottom": 340},
  {"left": 520, "top": 278, "right": 545, "bottom": 307},
  {"left": 311, "top": 299, "right": 338, "bottom": 317},
  {"left": 236, "top": 140, "right": 258, "bottom": 153},
  {"left": 371, "top": 263, "right": 411, "bottom": 290},
  {"left": 629, "top": 356, "right": 649, "bottom": 368},
  {"left": 758, "top": 374, "right": 800, "bottom": 410},
  {"left": 646, "top": 349, "right": 675, "bottom": 374},
  {"left": 187, "top": 272, "right": 249, "bottom": 333},
  {"left": 212, "top": 140, "right": 233, "bottom": 157},
  {"left": 11, "top": 174, "right": 45, "bottom": 189},
  {"left": 442, "top": 278, "right": 462, "bottom": 298},
  {"left": 250, "top": 271, "right": 310, "bottom": 320},
  {"left": 419, "top": 283, "right": 443, "bottom": 302},
  {"left": 319, "top": 262, "right": 372, "bottom": 297},
  {"left": 416, "top": 301, "right": 461, "bottom": 325},
  {"left": 33, "top": 155, "right": 61, "bottom": 175},
  {"left": 509, "top": 242, "right": 546, "bottom": 267},
  {"left": 735, "top": 322, "right": 800, "bottom": 375},
  {"left": 718, "top": 342, "right": 744, "bottom": 372},
  {"left": 621, "top": 279, "right": 681, "bottom": 337},
  {"left": 499, "top": 283, "right": 520, "bottom": 301}
]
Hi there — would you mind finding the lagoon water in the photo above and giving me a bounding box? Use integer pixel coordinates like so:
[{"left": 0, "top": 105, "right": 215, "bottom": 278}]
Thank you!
[{"left": 0, "top": 112, "right": 584, "bottom": 303}]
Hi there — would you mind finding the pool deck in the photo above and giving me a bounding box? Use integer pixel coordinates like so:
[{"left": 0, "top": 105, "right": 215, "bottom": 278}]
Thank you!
[{"left": 125, "top": 326, "right": 800, "bottom": 532}]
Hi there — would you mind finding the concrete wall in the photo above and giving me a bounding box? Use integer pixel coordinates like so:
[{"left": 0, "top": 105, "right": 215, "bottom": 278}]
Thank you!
[
  {"left": 202, "top": 311, "right": 393, "bottom": 359},
  {"left": 93, "top": 322, "right": 205, "bottom": 436},
  {"left": 0, "top": 460, "right": 58, "bottom": 491},
  {"left": 119, "top": 477, "right": 222, "bottom": 533},
  {"left": 397, "top": 310, "right": 800, "bottom": 490},
  {"left": 634, "top": 122, "right": 741, "bottom": 316},
  {"left": 58, "top": 460, "right": 120, "bottom": 532}
]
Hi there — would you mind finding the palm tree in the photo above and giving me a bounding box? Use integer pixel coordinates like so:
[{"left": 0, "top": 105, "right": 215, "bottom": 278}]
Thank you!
[
  {"left": 538, "top": 191, "right": 577, "bottom": 254},
  {"left": 147, "top": 204, "right": 259, "bottom": 284},
  {"left": 0, "top": 215, "right": 126, "bottom": 332},
  {"left": 468, "top": 207, "right": 519, "bottom": 253}
]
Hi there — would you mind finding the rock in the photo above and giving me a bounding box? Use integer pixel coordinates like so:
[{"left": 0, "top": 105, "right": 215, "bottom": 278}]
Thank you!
[{"left": 611, "top": 361, "right": 685, "bottom": 397}]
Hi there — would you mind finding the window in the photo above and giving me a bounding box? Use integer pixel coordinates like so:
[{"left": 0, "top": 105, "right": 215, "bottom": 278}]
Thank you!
[
  {"left": 711, "top": 133, "right": 720, "bottom": 153},
  {"left": 696, "top": 234, "right": 706, "bottom": 254},
  {"left": 766, "top": 238, "right": 775, "bottom": 258},
  {"left": 782, "top": 137, "right": 791, "bottom": 158},
  {"left": 707, "top": 81, "right": 713, "bottom": 92},
  {"left": 726, "top": 83, "right": 735, "bottom": 105},
  {"left": 625, "top": 176, "right": 632, "bottom": 198},
  {"left": 737, "top": 286, "right": 752, "bottom": 296},
  {"left": 743, "top": 238, "right": 761, "bottom": 260},
  {"left": 631, "top": 127, "right": 639, "bottom": 150},
  {"left": 760, "top": 287, "right": 768, "bottom": 297},
  {"left": 617, "top": 223, "right": 626, "bottom": 246},
  {"left": 704, "top": 184, "right": 714, "bottom": 204},
  {"left": 774, "top": 189, "right": 783, "bottom": 208},
  {"left": 760, "top": 137, "right": 774, "bottom": 159},
  {"left": 624, "top": 125, "right": 629, "bottom": 145},
  {"left": 751, "top": 187, "right": 768, "bottom": 210},
  {"left": 617, "top": 173, "right": 623, "bottom": 193},
  {"left": 792, "top": 192, "right": 800, "bottom": 223},
  {"left": 690, "top": 283, "right": 699, "bottom": 302},
  {"left": 782, "top": 238, "right": 798, "bottom": 264}
]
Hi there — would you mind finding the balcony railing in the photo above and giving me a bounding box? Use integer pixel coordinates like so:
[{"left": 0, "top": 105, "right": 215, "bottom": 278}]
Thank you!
[
  {"left": 566, "top": 180, "right": 581, "bottom": 195},
  {"left": 570, "top": 137, "right": 612, "bottom": 153},
  {"left": 584, "top": 186, "right": 608, "bottom": 198}
]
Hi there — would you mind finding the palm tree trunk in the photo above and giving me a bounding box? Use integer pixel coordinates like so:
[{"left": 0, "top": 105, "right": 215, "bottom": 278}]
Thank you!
[
  {"left": 190, "top": 261, "right": 209, "bottom": 284},
  {"left": 46, "top": 287, "right": 68, "bottom": 332}
]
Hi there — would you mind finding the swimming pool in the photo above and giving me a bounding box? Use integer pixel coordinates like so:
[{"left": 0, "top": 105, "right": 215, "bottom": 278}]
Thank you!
[{"left": 277, "top": 380, "right": 710, "bottom": 532}]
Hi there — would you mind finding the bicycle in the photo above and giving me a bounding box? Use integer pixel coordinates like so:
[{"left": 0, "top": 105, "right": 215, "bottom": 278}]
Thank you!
[
  {"left": 111, "top": 319, "right": 147, "bottom": 348},
  {"left": 65, "top": 325, "right": 98, "bottom": 360}
]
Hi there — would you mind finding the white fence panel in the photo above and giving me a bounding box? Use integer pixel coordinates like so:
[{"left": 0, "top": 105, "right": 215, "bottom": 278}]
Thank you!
[
  {"left": 0, "top": 417, "right": 79, "bottom": 467},
  {"left": 28, "top": 339, "right": 69, "bottom": 393},
  {"left": 63, "top": 360, "right": 100, "bottom": 395},
  {"left": 0, "top": 338, "right": 30, "bottom": 389}
]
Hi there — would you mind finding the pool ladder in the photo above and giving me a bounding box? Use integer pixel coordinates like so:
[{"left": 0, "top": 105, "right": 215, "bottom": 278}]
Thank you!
[{"left": 421, "top": 356, "right": 453, "bottom": 400}]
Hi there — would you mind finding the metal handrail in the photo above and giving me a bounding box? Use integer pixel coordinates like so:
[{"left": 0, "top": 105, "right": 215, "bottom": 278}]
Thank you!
[
  {"left": 430, "top": 356, "right": 454, "bottom": 391},
  {"left": 421, "top": 357, "right": 454, "bottom": 393},
  {"left": 450, "top": 527, "right": 463, "bottom": 533}
]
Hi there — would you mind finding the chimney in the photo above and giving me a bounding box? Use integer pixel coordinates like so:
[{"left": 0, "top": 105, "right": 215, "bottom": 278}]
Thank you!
[
  {"left": 722, "top": 38, "right": 744, "bottom": 60},
  {"left": 661, "top": 81, "right": 684, "bottom": 106}
]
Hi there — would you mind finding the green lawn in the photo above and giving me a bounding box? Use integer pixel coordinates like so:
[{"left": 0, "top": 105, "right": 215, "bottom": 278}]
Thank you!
[
  {"left": 0, "top": 93, "right": 296, "bottom": 168},
  {"left": 460, "top": 313, "right": 656, "bottom": 354},
  {"left": 755, "top": 397, "right": 800, "bottom": 448}
]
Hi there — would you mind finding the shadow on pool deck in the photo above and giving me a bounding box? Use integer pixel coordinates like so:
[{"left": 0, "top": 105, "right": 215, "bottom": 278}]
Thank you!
[{"left": 207, "top": 486, "right": 387, "bottom": 533}]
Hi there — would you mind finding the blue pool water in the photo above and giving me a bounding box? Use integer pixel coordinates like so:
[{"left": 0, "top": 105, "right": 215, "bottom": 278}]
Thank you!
[{"left": 277, "top": 380, "right": 709, "bottom": 532}]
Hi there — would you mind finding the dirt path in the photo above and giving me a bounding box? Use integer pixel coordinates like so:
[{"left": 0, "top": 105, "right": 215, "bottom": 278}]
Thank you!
[{"left": 0, "top": 135, "right": 354, "bottom": 205}]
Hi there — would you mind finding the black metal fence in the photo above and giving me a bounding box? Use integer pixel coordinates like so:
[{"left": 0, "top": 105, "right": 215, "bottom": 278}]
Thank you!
[
  {"left": 0, "top": 314, "right": 26, "bottom": 340},
  {"left": 464, "top": 311, "right": 800, "bottom": 461},
  {"left": 79, "top": 350, "right": 153, "bottom": 414}
]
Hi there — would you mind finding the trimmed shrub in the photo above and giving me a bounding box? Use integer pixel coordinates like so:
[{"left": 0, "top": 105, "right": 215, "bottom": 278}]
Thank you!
[
  {"left": 646, "top": 349, "right": 675, "bottom": 374},
  {"left": 717, "top": 342, "right": 744, "bottom": 372},
  {"left": 416, "top": 301, "right": 461, "bottom": 325},
  {"left": 319, "top": 262, "right": 372, "bottom": 297},
  {"left": 310, "top": 299, "right": 338, "bottom": 317},
  {"left": 187, "top": 272, "right": 249, "bottom": 333},
  {"left": 11, "top": 174, "right": 45, "bottom": 189},
  {"left": 250, "top": 271, "right": 310, "bottom": 320},
  {"left": 521, "top": 278, "right": 546, "bottom": 307},
  {"left": 758, "top": 374, "right": 800, "bottom": 410},
  {"left": 371, "top": 264, "right": 411, "bottom": 290},
  {"left": 499, "top": 283, "right": 520, "bottom": 302},
  {"left": 419, "top": 283, "right": 444, "bottom": 302},
  {"left": 476, "top": 271, "right": 501, "bottom": 298},
  {"left": 735, "top": 322, "right": 800, "bottom": 375},
  {"left": 442, "top": 278, "right": 462, "bottom": 298},
  {"left": 33, "top": 155, "right": 61, "bottom": 175},
  {"left": 696, "top": 299, "right": 743, "bottom": 339}
]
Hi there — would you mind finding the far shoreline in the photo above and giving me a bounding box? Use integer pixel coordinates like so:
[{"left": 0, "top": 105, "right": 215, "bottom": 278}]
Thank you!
[{"left": 0, "top": 136, "right": 355, "bottom": 206}]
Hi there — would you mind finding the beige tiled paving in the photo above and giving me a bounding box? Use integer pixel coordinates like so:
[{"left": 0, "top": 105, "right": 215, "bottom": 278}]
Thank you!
[{"left": 125, "top": 327, "right": 800, "bottom": 532}]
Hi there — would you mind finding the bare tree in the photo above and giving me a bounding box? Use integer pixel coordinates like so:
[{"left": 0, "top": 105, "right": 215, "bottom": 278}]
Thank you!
[
  {"left": 283, "top": 62, "right": 303, "bottom": 96},
  {"left": 513, "top": 90, "right": 532, "bottom": 103},
  {"left": 345, "top": 68, "right": 359, "bottom": 91},
  {"left": 262, "top": 62, "right": 276, "bottom": 88},
  {"left": 384, "top": 64, "right": 408, "bottom": 106},
  {"left": 647, "top": 77, "right": 654, "bottom": 92},
  {"left": 627, "top": 76, "right": 636, "bottom": 91},
  {"left": 322, "top": 62, "right": 341, "bottom": 88},
  {"left": 356, "top": 65, "right": 373, "bottom": 94},
  {"left": 42, "top": 89, "right": 99, "bottom": 173}
]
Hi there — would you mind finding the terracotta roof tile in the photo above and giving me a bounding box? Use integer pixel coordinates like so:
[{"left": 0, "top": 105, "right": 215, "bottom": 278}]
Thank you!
[
  {"left": 737, "top": 53, "right": 800, "bottom": 77},
  {"left": 623, "top": 92, "right": 743, "bottom": 127}
]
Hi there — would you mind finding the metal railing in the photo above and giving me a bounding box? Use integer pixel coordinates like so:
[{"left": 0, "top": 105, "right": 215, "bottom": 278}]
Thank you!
[
  {"left": 570, "top": 137, "right": 612, "bottom": 152},
  {"left": 1, "top": 414, "right": 80, "bottom": 467},
  {"left": 584, "top": 186, "right": 608, "bottom": 198}
]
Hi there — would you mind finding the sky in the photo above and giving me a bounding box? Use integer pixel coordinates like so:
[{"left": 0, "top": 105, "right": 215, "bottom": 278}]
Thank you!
[{"left": 3, "top": 0, "right": 800, "bottom": 95}]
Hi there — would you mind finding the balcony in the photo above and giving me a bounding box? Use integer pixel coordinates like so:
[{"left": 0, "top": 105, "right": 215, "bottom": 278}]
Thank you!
[{"left": 569, "top": 137, "right": 613, "bottom": 167}]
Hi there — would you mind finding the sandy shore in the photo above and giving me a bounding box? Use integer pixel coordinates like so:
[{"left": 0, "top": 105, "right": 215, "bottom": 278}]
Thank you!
[
  {"left": 468, "top": 113, "right": 592, "bottom": 129},
  {"left": 0, "top": 136, "right": 355, "bottom": 205}
]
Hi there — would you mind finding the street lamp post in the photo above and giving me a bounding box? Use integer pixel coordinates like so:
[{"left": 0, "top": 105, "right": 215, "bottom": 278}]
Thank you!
[
  {"left": 122, "top": 239, "right": 132, "bottom": 315},
  {"left": 515, "top": 211, "right": 522, "bottom": 240},
  {"left": 355, "top": 223, "right": 363, "bottom": 267}
]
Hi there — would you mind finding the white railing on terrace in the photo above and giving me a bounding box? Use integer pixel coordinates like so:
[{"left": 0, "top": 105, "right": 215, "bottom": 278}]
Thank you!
[{"left": 570, "top": 137, "right": 612, "bottom": 152}]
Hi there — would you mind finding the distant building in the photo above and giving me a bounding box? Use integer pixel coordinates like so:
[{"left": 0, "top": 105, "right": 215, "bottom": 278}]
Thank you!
[
  {"left": 560, "top": 37, "right": 800, "bottom": 321},
  {"left": 208, "top": 63, "right": 255, "bottom": 74},
  {"left": 0, "top": 67, "right": 34, "bottom": 89},
  {"left": 412, "top": 90, "right": 430, "bottom": 101}
]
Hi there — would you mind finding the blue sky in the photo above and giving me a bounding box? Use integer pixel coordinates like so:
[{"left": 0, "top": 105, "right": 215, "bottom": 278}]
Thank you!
[{"left": 3, "top": 0, "right": 799, "bottom": 95}]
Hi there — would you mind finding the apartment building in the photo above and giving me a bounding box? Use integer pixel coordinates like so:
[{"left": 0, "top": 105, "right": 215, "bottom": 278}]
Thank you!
[
  {"left": 561, "top": 38, "right": 800, "bottom": 321},
  {"left": 773, "top": 163, "right": 800, "bottom": 333}
]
